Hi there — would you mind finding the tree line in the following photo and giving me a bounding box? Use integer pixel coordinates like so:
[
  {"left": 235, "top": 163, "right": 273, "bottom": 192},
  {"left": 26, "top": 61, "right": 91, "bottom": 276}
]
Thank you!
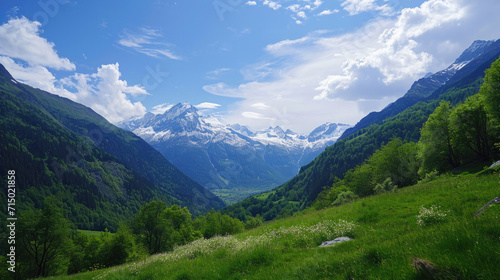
[{"left": 0, "top": 198, "right": 247, "bottom": 279}]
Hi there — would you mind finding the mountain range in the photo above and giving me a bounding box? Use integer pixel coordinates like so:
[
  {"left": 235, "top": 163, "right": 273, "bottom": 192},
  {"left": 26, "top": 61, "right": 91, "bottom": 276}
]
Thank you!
[
  {"left": 0, "top": 64, "right": 224, "bottom": 231},
  {"left": 223, "top": 39, "right": 500, "bottom": 220},
  {"left": 120, "top": 104, "right": 351, "bottom": 203},
  {"left": 340, "top": 40, "right": 497, "bottom": 140}
]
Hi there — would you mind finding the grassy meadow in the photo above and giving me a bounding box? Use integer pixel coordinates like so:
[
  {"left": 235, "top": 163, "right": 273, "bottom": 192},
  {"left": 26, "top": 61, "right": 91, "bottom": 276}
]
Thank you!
[{"left": 47, "top": 167, "right": 499, "bottom": 280}]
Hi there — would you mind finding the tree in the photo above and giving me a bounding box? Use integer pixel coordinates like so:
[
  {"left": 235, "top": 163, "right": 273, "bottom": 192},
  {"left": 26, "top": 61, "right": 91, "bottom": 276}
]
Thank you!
[
  {"left": 132, "top": 201, "right": 168, "bottom": 254},
  {"left": 480, "top": 57, "right": 500, "bottom": 133},
  {"left": 450, "top": 95, "right": 491, "bottom": 161},
  {"left": 419, "top": 101, "right": 460, "bottom": 175},
  {"left": 369, "top": 138, "right": 419, "bottom": 187},
  {"left": 195, "top": 209, "right": 245, "bottom": 238},
  {"left": 163, "top": 205, "right": 201, "bottom": 246},
  {"left": 18, "top": 197, "right": 72, "bottom": 278},
  {"left": 479, "top": 56, "right": 500, "bottom": 152}
]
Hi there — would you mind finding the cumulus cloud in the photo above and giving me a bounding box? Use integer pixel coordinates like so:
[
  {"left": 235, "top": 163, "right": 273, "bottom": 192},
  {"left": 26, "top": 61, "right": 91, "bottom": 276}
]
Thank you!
[
  {"left": 341, "top": 0, "right": 393, "bottom": 16},
  {"left": 118, "top": 28, "right": 181, "bottom": 60},
  {"left": 0, "top": 17, "right": 148, "bottom": 124},
  {"left": 318, "top": 9, "right": 339, "bottom": 16},
  {"left": 59, "top": 63, "right": 149, "bottom": 123},
  {"left": 205, "top": 0, "right": 500, "bottom": 133},
  {"left": 0, "top": 17, "right": 75, "bottom": 70},
  {"left": 263, "top": 0, "right": 281, "bottom": 10},
  {"left": 249, "top": 0, "right": 324, "bottom": 24}
]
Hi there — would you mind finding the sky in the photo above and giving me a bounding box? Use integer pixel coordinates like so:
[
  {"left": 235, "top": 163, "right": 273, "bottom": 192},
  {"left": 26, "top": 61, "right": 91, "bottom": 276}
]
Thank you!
[{"left": 1, "top": 0, "right": 500, "bottom": 133}]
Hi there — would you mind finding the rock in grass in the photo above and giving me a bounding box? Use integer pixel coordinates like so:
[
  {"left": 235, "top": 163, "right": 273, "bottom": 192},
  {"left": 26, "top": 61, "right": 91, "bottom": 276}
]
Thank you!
[
  {"left": 412, "top": 258, "right": 438, "bottom": 279},
  {"left": 319, "top": 237, "right": 352, "bottom": 247},
  {"left": 490, "top": 160, "right": 500, "bottom": 168}
]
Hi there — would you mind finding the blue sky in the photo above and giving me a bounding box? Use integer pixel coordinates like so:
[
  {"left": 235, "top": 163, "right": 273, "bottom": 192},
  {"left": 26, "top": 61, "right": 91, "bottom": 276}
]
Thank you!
[{"left": 1, "top": 0, "right": 500, "bottom": 133}]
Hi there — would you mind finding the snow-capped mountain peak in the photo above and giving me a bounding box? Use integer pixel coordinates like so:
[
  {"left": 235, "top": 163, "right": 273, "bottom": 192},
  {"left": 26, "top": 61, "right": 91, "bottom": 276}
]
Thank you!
[{"left": 120, "top": 102, "right": 351, "bottom": 150}]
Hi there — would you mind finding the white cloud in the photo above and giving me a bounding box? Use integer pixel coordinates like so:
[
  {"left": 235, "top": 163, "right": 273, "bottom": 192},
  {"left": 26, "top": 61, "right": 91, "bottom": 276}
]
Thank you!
[
  {"left": 341, "top": 0, "right": 392, "bottom": 16},
  {"left": 242, "top": 112, "right": 275, "bottom": 120},
  {"left": 251, "top": 103, "right": 271, "bottom": 109},
  {"left": 195, "top": 102, "right": 221, "bottom": 109},
  {"left": 251, "top": 0, "right": 323, "bottom": 23},
  {"left": 59, "top": 63, "right": 149, "bottom": 123},
  {"left": 263, "top": 0, "right": 281, "bottom": 10},
  {"left": 0, "top": 56, "right": 75, "bottom": 99},
  {"left": 206, "top": 67, "right": 231, "bottom": 79},
  {"left": 318, "top": 9, "right": 339, "bottom": 16},
  {"left": 0, "top": 17, "right": 75, "bottom": 70},
  {"left": 118, "top": 28, "right": 181, "bottom": 60},
  {"left": 0, "top": 17, "right": 148, "bottom": 124},
  {"left": 205, "top": 0, "right": 500, "bottom": 133},
  {"left": 151, "top": 103, "right": 174, "bottom": 115}
]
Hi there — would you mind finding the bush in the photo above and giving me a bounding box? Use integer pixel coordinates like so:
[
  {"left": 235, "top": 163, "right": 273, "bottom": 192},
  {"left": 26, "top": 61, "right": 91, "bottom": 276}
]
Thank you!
[
  {"left": 418, "top": 170, "right": 440, "bottom": 184},
  {"left": 332, "top": 191, "right": 358, "bottom": 206},
  {"left": 373, "top": 178, "right": 397, "bottom": 194}
]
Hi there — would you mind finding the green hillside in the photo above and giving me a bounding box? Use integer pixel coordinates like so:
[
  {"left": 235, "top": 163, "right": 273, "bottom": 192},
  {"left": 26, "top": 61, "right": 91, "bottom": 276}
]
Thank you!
[
  {"left": 41, "top": 166, "right": 500, "bottom": 280},
  {"left": 0, "top": 63, "right": 224, "bottom": 233},
  {"left": 222, "top": 44, "right": 500, "bottom": 222}
]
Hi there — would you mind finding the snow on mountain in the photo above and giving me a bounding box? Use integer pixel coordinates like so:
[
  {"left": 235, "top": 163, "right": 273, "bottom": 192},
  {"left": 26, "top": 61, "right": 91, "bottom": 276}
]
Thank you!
[
  {"left": 119, "top": 103, "right": 351, "bottom": 203},
  {"left": 123, "top": 103, "right": 351, "bottom": 150},
  {"left": 425, "top": 40, "right": 495, "bottom": 87}
]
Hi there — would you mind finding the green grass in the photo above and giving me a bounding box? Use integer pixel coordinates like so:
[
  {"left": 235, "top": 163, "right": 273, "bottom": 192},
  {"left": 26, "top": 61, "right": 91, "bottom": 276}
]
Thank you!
[{"left": 48, "top": 170, "right": 500, "bottom": 280}]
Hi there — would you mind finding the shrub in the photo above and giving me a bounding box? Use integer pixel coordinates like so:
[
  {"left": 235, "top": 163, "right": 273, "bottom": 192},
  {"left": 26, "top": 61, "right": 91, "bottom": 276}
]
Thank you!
[
  {"left": 416, "top": 205, "right": 449, "bottom": 226},
  {"left": 373, "top": 178, "right": 397, "bottom": 194},
  {"left": 419, "top": 170, "right": 440, "bottom": 184},
  {"left": 332, "top": 191, "right": 359, "bottom": 206}
]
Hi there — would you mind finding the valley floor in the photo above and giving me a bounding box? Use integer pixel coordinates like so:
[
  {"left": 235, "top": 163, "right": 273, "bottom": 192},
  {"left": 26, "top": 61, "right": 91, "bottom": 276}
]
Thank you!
[{"left": 47, "top": 168, "right": 499, "bottom": 280}]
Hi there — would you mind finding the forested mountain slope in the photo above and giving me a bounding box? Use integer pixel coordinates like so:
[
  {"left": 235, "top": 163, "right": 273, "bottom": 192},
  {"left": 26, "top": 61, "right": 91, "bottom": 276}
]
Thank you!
[{"left": 0, "top": 64, "right": 224, "bottom": 231}]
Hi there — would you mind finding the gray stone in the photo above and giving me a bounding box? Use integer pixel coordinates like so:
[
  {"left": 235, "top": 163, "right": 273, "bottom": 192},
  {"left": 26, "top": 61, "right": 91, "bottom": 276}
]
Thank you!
[
  {"left": 490, "top": 160, "right": 500, "bottom": 168},
  {"left": 319, "top": 237, "right": 352, "bottom": 247}
]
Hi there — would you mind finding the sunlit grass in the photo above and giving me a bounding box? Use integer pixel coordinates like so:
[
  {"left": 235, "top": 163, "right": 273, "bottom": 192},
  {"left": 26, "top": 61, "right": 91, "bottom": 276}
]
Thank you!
[{"left": 48, "top": 170, "right": 500, "bottom": 280}]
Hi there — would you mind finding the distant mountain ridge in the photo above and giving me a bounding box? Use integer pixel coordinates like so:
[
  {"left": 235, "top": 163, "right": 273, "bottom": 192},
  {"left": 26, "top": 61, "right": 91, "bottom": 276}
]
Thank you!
[
  {"left": 120, "top": 103, "right": 351, "bottom": 203},
  {"left": 222, "top": 39, "right": 500, "bottom": 221},
  {"left": 0, "top": 64, "right": 224, "bottom": 231},
  {"left": 340, "top": 40, "right": 497, "bottom": 140}
]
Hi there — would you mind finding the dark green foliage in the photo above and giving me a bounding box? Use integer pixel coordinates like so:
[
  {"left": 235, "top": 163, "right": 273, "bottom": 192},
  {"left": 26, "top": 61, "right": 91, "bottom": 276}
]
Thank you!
[
  {"left": 449, "top": 95, "right": 492, "bottom": 161},
  {"left": 194, "top": 209, "right": 245, "bottom": 238},
  {"left": 419, "top": 101, "right": 460, "bottom": 174},
  {"left": 132, "top": 201, "right": 170, "bottom": 254},
  {"left": 479, "top": 56, "right": 500, "bottom": 147},
  {"left": 331, "top": 191, "right": 358, "bottom": 206},
  {"left": 0, "top": 63, "right": 224, "bottom": 237},
  {"left": 17, "top": 198, "right": 72, "bottom": 279},
  {"left": 373, "top": 178, "right": 397, "bottom": 195},
  {"left": 132, "top": 202, "right": 201, "bottom": 254}
]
